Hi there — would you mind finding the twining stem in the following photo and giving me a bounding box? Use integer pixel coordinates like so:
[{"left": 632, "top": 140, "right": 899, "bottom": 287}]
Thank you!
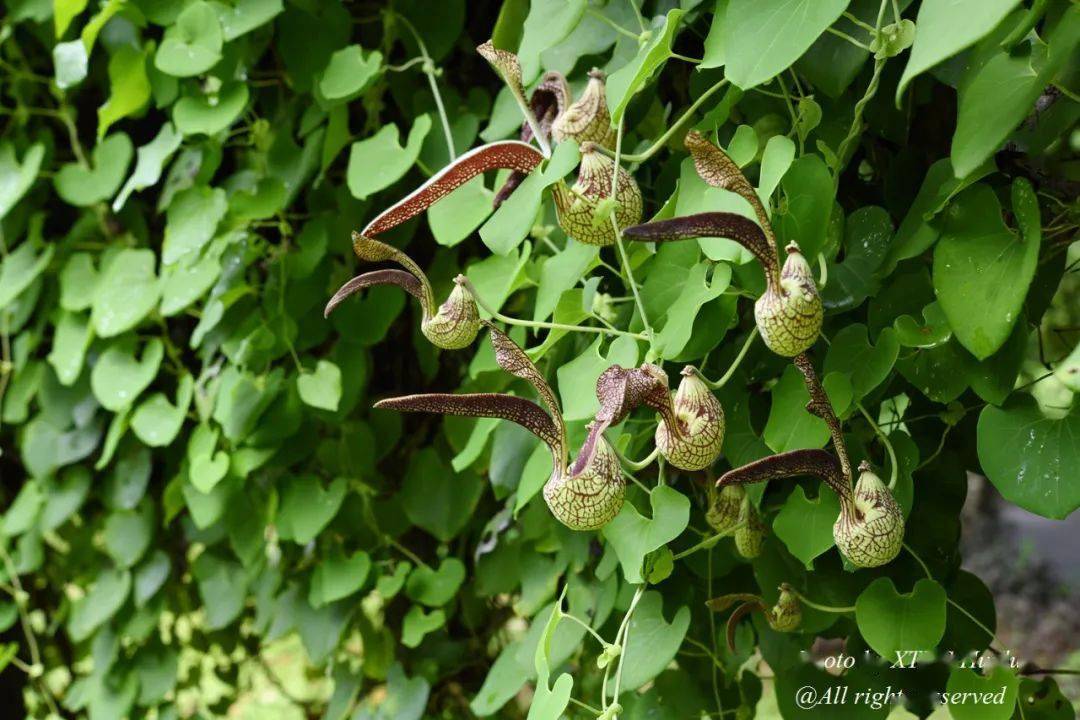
[
  {"left": 826, "top": 26, "right": 872, "bottom": 51},
  {"left": 693, "top": 327, "right": 759, "bottom": 389},
  {"left": 569, "top": 697, "right": 603, "bottom": 716},
  {"left": 672, "top": 522, "right": 745, "bottom": 561},
  {"left": 609, "top": 115, "right": 654, "bottom": 343},
  {"left": 793, "top": 353, "right": 853, "bottom": 485},
  {"left": 394, "top": 14, "right": 456, "bottom": 161},
  {"left": 618, "top": 446, "right": 660, "bottom": 472},
  {"left": 560, "top": 610, "right": 609, "bottom": 647},
  {"left": 0, "top": 545, "right": 62, "bottom": 718},
  {"left": 842, "top": 11, "right": 878, "bottom": 34},
  {"left": 834, "top": 0, "right": 889, "bottom": 183},
  {"left": 587, "top": 7, "right": 640, "bottom": 41},
  {"left": 459, "top": 276, "right": 648, "bottom": 341},
  {"left": 788, "top": 587, "right": 856, "bottom": 614},
  {"left": 904, "top": 543, "right": 1002, "bottom": 651},
  {"left": 596, "top": 79, "right": 729, "bottom": 163},
  {"left": 610, "top": 585, "right": 646, "bottom": 714},
  {"left": 856, "top": 401, "right": 898, "bottom": 489}
]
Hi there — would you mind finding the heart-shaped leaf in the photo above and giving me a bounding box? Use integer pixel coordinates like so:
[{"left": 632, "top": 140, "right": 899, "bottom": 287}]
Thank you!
[
  {"left": 855, "top": 578, "right": 947, "bottom": 661},
  {"left": 944, "top": 666, "right": 1019, "bottom": 720},
  {"left": 602, "top": 485, "right": 690, "bottom": 584},
  {"left": 298, "top": 359, "right": 342, "bottom": 411},
  {"left": 309, "top": 550, "right": 372, "bottom": 607},
  {"left": 54, "top": 133, "right": 133, "bottom": 206},
  {"left": 824, "top": 324, "right": 899, "bottom": 401},
  {"left": 346, "top": 115, "right": 432, "bottom": 200},
  {"left": 317, "top": 44, "right": 382, "bottom": 102},
  {"left": 173, "top": 83, "right": 249, "bottom": 136},
  {"left": 131, "top": 374, "right": 194, "bottom": 447},
  {"left": 401, "top": 605, "right": 446, "bottom": 648},
  {"left": 977, "top": 397, "right": 1080, "bottom": 520},
  {"left": 614, "top": 591, "right": 691, "bottom": 695},
  {"left": 405, "top": 558, "right": 466, "bottom": 607},
  {"left": 154, "top": 1, "right": 224, "bottom": 77},
  {"left": 277, "top": 476, "right": 347, "bottom": 544},
  {"left": 773, "top": 484, "right": 842, "bottom": 569},
  {"left": 933, "top": 182, "right": 1040, "bottom": 360},
  {"left": 91, "top": 337, "right": 164, "bottom": 411},
  {"left": 91, "top": 249, "right": 161, "bottom": 338}
]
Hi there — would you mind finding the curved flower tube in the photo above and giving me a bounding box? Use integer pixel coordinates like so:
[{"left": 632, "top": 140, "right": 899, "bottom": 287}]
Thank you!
[
  {"left": 551, "top": 69, "right": 616, "bottom": 148},
  {"left": 374, "top": 323, "right": 626, "bottom": 531},
  {"left": 718, "top": 450, "right": 903, "bottom": 568},
  {"left": 706, "top": 483, "right": 744, "bottom": 533},
  {"left": 653, "top": 367, "right": 725, "bottom": 471},
  {"left": 708, "top": 583, "right": 802, "bottom": 649},
  {"left": 325, "top": 234, "right": 480, "bottom": 350}
]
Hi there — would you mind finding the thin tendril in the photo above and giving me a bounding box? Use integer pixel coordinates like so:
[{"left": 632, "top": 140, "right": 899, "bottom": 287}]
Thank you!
[
  {"left": 788, "top": 588, "right": 856, "bottom": 614},
  {"left": 856, "top": 401, "right": 898, "bottom": 490},
  {"left": 694, "top": 327, "right": 759, "bottom": 389},
  {"left": 609, "top": 115, "right": 654, "bottom": 343},
  {"left": 394, "top": 14, "right": 456, "bottom": 161}
]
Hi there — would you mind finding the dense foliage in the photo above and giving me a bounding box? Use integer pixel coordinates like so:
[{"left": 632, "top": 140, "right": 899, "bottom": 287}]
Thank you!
[{"left": 1, "top": 0, "right": 1078, "bottom": 718}]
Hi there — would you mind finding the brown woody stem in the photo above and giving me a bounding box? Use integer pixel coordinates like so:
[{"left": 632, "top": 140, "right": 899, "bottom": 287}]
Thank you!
[{"left": 793, "top": 353, "right": 853, "bottom": 486}]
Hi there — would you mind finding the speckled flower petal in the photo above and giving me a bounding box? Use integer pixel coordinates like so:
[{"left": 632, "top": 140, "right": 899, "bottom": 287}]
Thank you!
[{"left": 324, "top": 269, "right": 424, "bottom": 318}]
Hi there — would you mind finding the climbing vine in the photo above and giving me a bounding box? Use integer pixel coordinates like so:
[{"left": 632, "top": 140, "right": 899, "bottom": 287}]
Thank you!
[{"left": 1, "top": 0, "right": 1078, "bottom": 719}]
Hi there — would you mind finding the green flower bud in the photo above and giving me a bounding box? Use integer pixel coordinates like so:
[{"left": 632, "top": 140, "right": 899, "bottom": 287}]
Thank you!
[
  {"left": 734, "top": 497, "right": 766, "bottom": 559},
  {"left": 766, "top": 584, "right": 802, "bottom": 632},
  {"left": 706, "top": 484, "right": 744, "bottom": 533},
  {"left": 421, "top": 277, "right": 481, "bottom": 350}
]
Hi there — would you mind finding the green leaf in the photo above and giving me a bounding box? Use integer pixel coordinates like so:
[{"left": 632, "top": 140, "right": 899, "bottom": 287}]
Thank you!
[
  {"left": 103, "top": 504, "right": 154, "bottom": 567},
  {"left": 951, "top": 7, "right": 1080, "bottom": 177},
  {"left": 154, "top": 0, "right": 224, "bottom": 77},
  {"left": 0, "top": 237, "right": 53, "bottom": 311},
  {"left": 58, "top": 253, "right": 98, "bottom": 311},
  {"left": 55, "top": 0, "right": 89, "bottom": 38},
  {"left": 91, "top": 248, "right": 160, "bottom": 337},
  {"left": 527, "top": 595, "right": 573, "bottom": 720},
  {"left": 602, "top": 485, "right": 690, "bottom": 584},
  {"left": 556, "top": 334, "right": 639, "bottom": 421},
  {"left": 210, "top": 0, "right": 283, "bottom": 41},
  {"left": 54, "top": 133, "right": 133, "bottom": 206},
  {"left": 823, "top": 325, "right": 899, "bottom": 402},
  {"left": 944, "top": 666, "right": 1019, "bottom": 720},
  {"left": 856, "top": 578, "right": 947, "bottom": 660},
  {"left": 298, "top": 359, "right": 342, "bottom": 411},
  {"left": 309, "top": 550, "right": 371, "bottom": 607},
  {"left": 193, "top": 553, "right": 247, "bottom": 629},
  {"left": 405, "top": 558, "right": 466, "bottom": 607},
  {"left": 897, "top": 0, "right": 1022, "bottom": 103},
  {"left": 977, "top": 397, "right": 1080, "bottom": 520},
  {"left": 91, "top": 337, "right": 163, "bottom": 411},
  {"left": 516, "top": 0, "right": 587, "bottom": 83},
  {"left": 401, "top": 605, "right": 446, "bottom": 648},
  {"left": 112, "top": 123, "right": 183, "bottom": 212},
  {"left": 428, "top": 176, "right": 494, "bottom": 247},
  {"left": 40, "top": 468, "right": 92, "bottom": 531},
  {"left": 355, "top": 663, "right": 429, "bottom": 720},
  {"left": 53, "top": 39, "right": 88, "bottom": 89},
  {"left": 1, "top": 480, "right": 43, "bottom": 537},
  {"left": 615, "top": 591, "right": 691, "bottom": 694},
  {"left": 533, "top": 241, "right": 598, "bottom": 322},
  {"left": 130, "top": 374, "right": 193, "bottom": 447},
  {"left": 0, "top": 142, "right": 44, "bottom": 221},
  {"left": 932, "top": 182, "right": 1040, "bottom": 360},
  {"left": 277, "top": 476, "right": 347, "bottom": 544},
  {"left": 162, "top": 185, "right": 228, "bottom": 266},
  {"left": 400, "top": 448, "right": 485, "bottom": 541},
  {"left": 173, "top": 83, "right": 249, "bottom": 136},
  {"left": 346, "top": 115, "right": 432, "bottom": 200},
  {"left": 894, "top": 301, "right": 952, "bottom": 348},
  {"left": 822, "top": 206, "right": 892, "bottom": 312},
  {"left": 479, "top": 140, "right": 579, "bottom": 255},
  {"left": 654, "top": 262, "right": 729, "bottom": 358},
  {"left": 98, "top": 45, "right": 151, "bottom": 139},
  {"left": 46, "top": 309, "right": 91, "bottom": 386},
  {"left": 722, "top": 0, "right": 849, "bottom": 90},
  {"left": 777, "top": 154, "right": 834, "bottom": 259},
  {"left": 773, "top": 485, "right": 842, "bottom": 569},
  {"left": 68, "top": 568, "right": 131, "bottom": 641},
  {"left": 318, "top": 44, "right": 382, "bottom": 102},
  {"left": 764, "top": 366, "right": 853, "bottom": 453},
  {"left": 606, "top": 9, "right": 685, "bottom": 123}
]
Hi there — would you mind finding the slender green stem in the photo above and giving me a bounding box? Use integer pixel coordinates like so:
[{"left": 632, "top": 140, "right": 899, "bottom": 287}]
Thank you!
[
  {"left": 903, "top": 542, "right": 932, "bottom": 580},
  {"left": 386, "top": 56, "right": 427, "bottom": 72},
  {"left": 672, "top": 523, "right": 744, "bottom": 561},
  {"left": 611, "top": 586, "right": 646, "bottom": 714},
  {"left": 915, "top": 425, "right": 951, "bottom": 471},
  {"left": 560, "top": 610, "right": 610, "bottom": 647},
  {"left": 891, "top": 0, "right": 902, "bottom": 25},
  {"left": 707, "top": 548, "right": 725, "bottom": 718},
  {"left": 842, "top": 11, "right": 878, "bottom": 34},
  {"left": 670, "top": 52, "right": 702, "bottom": 64},
  {"left": 693, "top": 327, "right": 758, "bottom": 389},
  {"left": 569, "top": 697, "right": 603, "bottom": 716},
  {"left": 587, "top": 7, "right": 640, "bottom": 40},
  {"left": 627, "top": 0, "right": 647, "bottom": 33},
  {"left": 856, "top": 401, "right": 898, "bottom": 490},
  {"left": 946, "top": 597, "right": 1000, "bottom": 647},
  {"left": 609, "top": 115, "right": 654, "bottom": 343},
  {"left": 0, "top": 545, "right": 61, "bottom": 717},
  {"left": 817, "top": 253, "right": 828, "bottom": 288},
  {"left": 395, "top": 14, "right": 456, "bottom": 161},
  {"left": 597, "top": 79, "right": 729, "bottom": 163},
  {"left": 826, "top": 26, "right": 872, "bottom": 51},
  {"left": 618, "top": 446, "right": 660, "bottom": 472},
  {"left": 834, "top": 0, "right": 890, "bottom": 182},
  {"left": 788, "top": 588, "right": 856, "bottom": 614},
  {"left": 459, "top": 276, "right": 648, "bottom": 341},
  {"left": 388, "top": 538, "right": 432, "bottom": 570}
]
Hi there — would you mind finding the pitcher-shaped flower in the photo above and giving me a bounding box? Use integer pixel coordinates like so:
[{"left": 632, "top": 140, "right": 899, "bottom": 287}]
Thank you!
[
  {"left": 551, "top": 69, "right": 616, "bottom": 148},
  {"left": 653, "top": 367, "right": 725, "bottom": 471},
  {"left": 719, "top": 451, "right": 903, "bottom": 568},
  {"left": 753, "top": 242, "right": 823, "bottom": 357},
  {"left": 552, "top": 142, "right": 642, "bottom": 246},
  {"left": 325, "top": 234, "right": 480, "bottom": 350},
  {"left": 375, "top": 324, "right": 626, "bottom": 530}
]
